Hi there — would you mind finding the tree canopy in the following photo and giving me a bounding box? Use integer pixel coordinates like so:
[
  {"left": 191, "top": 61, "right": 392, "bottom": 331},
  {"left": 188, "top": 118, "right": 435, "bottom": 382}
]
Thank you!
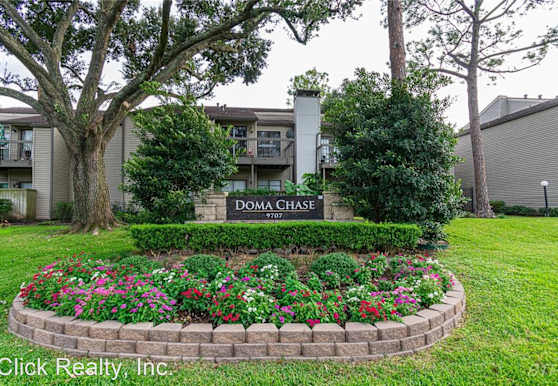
[{"left": 0, "top": 0, "right": 362, "bottom": 231}]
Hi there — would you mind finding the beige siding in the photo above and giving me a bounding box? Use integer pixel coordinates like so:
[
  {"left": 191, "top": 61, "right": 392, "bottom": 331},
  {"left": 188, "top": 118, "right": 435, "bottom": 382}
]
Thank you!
[
  {"left": 122, "top": 117, "right": 141, "bottom": 205},
  {"left": 32, "top": 128, "right": 52, "bottom": 219},
  {"left": 51, "top": 128, "right": 71, "bottom": 208},
  {"left": 104, "top": 125, "right": 124, "bottom": 206},
  {"left": 455, "top": 104, "right": 558, "bottom": 208}
]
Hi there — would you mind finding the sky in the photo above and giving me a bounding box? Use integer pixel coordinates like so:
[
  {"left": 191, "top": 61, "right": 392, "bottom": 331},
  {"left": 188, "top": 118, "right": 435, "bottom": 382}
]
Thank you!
[{"left": 1, "top": 1, "right": 558, "bottom": 128}]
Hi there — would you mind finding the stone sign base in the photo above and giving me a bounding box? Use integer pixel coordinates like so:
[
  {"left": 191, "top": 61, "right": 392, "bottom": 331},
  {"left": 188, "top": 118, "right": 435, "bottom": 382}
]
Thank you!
[{"left": 194, "top": 191, "right": 354, "bottom": 222}]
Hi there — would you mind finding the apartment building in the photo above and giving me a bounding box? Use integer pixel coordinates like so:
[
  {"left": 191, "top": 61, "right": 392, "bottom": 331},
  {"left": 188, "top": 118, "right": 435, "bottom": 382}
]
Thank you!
[
  {"left": 0, "top": 90, "right": 335, "bottom": 219},
  {"left": 455, "top": 95, "right": 558, "bottom": 208}
]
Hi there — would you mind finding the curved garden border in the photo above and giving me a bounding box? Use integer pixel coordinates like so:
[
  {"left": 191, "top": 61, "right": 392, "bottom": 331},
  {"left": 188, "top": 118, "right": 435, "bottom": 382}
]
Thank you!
[{"left": 7, "top": 279, "right": 465, "bottom": 363}]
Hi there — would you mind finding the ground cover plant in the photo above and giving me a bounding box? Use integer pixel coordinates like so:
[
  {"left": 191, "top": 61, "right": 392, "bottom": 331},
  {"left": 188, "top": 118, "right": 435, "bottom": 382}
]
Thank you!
[
  {"left": 18, "top": 251, "right": 454, "bottom": 328},
  {"left": 1, "top": 218, "right": 557, "bottom": 384}
]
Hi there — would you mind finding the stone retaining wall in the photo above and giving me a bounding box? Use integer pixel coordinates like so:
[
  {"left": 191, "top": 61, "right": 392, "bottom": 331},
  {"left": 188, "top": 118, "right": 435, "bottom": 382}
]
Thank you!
[{"left": 7, "top": 280, "right": 465, "bottom": 363}]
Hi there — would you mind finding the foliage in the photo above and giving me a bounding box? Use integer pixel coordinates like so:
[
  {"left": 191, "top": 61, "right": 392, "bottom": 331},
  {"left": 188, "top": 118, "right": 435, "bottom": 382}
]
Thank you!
[
  {"left": 53, "top": 202, "right": 74, "bottom": 222},
  {"left": 0, "top": 0, "right": 363, "bottom": 229},
  {"left": 117, "top": 255, "right": 162, "bottom": 274},
  {"left": 250, "top": 252, "right": 295, "bottom": 279},
  {"left": 20, "top": 250, "right": 454, "bottom": 328},
  {"left": 287, "top": 67, "right": 331, "bottom": 106},
  {"left": 0, "top": 198, "right": 12, "bottom": 220},
  {"left": 122, "top": 100, "right": 238, "bottom": 223},
  {"left": 301, "top": 173, "right": 329, "bottom": 194},
  {"left": 182, "top": 255, "right": 227, "bottom": 281},
  {"left": 490, "top": 201, "right": 506, "bottom": 213},
  {"left": 364, "top": 253, "right": 388, "bottom": 279},
  {"left": 3, "top": 219, "right": 558, "bottom": 383},
  {"left": 502, "top": 205, "right": 540, "bottom": 217},
  {"left": 310, "top": 253, "right": 359, "bottom": 284},
  {"left": 323, "top": 68, "right": 465, "bottom": 239},
  {"left": 130, "top": 222, "right": 422, "bottom": 252}
]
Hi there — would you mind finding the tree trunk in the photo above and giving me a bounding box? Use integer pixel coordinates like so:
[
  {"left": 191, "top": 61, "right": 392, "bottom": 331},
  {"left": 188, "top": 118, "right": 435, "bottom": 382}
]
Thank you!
[
  {"left": 466, "top": 69, "right": 494, "bottom": 218},
  {"left": 69, "top": 134, "right": 117, "bottom": 233},
  {"left": 387, "top": 0, "right": 406, "bottom": 81}
]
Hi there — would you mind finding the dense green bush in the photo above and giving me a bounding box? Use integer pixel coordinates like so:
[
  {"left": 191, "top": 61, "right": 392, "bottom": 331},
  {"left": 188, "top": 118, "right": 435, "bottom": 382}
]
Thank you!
[
  {"left": 323, "top": 69, "right": 465, "bottom": 241},
  {"left": 250, "top": 252, "right": 295, "bottom": 278},
  {"left": 490, "top": 200, "right": 506, "bottom": 213},
  {"left": 54, "top": 202, "right": 73, "bottom": 222},
  {"left": 502, "top": 205, "right": 539, "bottom": 216},
  {"left": 0, "top": 198, "right": 12, "bottom": 220},
  {"left": 183, "top": 254, "right": 226, "bottom": 280},
  {"left": 122, "top": 100, "right": 237, "bottom": 223},
  {"left": 117, "top": 255, "right": 162, "bottom": 274},
  {"left": 310, "top": 253, "right": 359, "bottom": 283},
  {"left": 130, "top": 221, "right": 422, "bottom": 252}
]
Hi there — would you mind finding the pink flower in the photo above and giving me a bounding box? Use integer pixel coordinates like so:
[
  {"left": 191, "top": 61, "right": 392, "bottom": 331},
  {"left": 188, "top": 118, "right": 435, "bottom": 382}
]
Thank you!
[
  {"left": 111, "top": 307, "right": 117, "bottom": 313},
  {"left": 120, "top": 304, "right": 127, "bottom": 309}
]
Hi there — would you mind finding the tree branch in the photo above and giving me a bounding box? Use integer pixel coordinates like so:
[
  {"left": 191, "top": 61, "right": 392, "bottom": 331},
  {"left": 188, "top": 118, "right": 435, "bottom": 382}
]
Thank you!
[
  {"left": 479, "top": 38, "right": 558, "bottom": 62},
  {"left": 0, "top": 87, "right": 41, "bottom": 111},
  {"left": 77, "top": 0, "right": 128, "bottom": 118},
  {"left": 432, "top": 67, "right": 468, "bottom": 79},
  {"left": 0, "top": 0, "right": 53, "bottom": 57},
  {"left": 145, "top": 0, "right": 172, "bottom": 78},
  {"left": 52, "top": 0, "right": 81, "bottom": 60},
  {"left": 481, "top": 0, "right": 518, "bottom": 23}
]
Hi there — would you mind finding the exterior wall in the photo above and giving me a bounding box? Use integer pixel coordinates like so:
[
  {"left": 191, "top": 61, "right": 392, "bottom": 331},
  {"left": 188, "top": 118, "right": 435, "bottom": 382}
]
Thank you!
[
  {"left": 104, "top": 124, "right": 125, "bottom": 206},
  {"left": 32, "top": 128, "right": 52, "bottom": 219},
  {"left": 51, "top": 128, "right": 71, "bottom": 209},
  {"left": 454, "top": 104, "right": 558, "bottom": 208}
]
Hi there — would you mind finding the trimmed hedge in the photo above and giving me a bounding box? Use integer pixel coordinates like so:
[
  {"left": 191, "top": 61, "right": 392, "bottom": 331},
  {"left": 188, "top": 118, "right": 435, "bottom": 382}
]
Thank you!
[{"left": 130, "top": 221, "right": 421, "bottom": 252}]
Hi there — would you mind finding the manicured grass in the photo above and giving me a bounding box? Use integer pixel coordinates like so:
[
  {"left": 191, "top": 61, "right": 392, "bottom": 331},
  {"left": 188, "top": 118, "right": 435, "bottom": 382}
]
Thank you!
[{"left": 0, "top": 217, "right": 557, "bottom": 384}]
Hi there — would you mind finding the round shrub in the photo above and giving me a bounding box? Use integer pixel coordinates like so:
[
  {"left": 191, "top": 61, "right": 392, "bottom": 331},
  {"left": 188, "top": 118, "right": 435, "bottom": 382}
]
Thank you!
[
  {"left": 118, "top": 255, "right": 162, "bottom": 274},
  {"left": 250, "top": 252, "right": 295, "bottom": 278},
  {"left": 183, "top": 254, "right": 226, "bottom": 280},
  {"left": 310, "top": 253, "right": 359, "bottom": 283}
]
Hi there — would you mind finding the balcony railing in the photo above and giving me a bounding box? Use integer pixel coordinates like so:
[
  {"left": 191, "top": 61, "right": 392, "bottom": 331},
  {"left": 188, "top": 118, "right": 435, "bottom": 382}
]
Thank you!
[
  {"left": 0, "top": 140, "right": 33, "bottom": 166},
  {"left": 230, "top": 137, "right": 295, "bottom": 166},
  {"left": 317, "top": 143, "right": 337, "bottom": 167}
]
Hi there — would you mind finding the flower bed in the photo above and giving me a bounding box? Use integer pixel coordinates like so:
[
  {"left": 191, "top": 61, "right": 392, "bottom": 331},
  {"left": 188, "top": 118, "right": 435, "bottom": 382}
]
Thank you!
[
  {"left": 18, "top": 253, "right": 455, "bottom": 328},
  {"left": 10, "top": 252, "right": 465, "bottom": 361}
]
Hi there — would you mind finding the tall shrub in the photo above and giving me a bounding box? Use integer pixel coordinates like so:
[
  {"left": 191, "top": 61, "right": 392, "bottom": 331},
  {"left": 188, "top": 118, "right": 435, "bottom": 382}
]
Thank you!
[
  {"left": 122, "top": 100, "right": 238, "bottom": 223},
  {"left": 323, "top": 68, "right": 465, "bottom": 240}
]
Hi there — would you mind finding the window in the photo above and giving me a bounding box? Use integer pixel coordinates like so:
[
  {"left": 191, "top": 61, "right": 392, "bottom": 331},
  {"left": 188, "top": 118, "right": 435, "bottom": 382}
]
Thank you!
[
  {"left": 0, "top": 183, "right": 8, "bottom": 189},
  {"left": 230, "top": 126, "right": 247, "bottom": 156},
  {"left": 222, "top": 180, "right": 247, "bottom": 192},
  {"left": 0, "top": 126, "right": 10, "bottom": 161},
  {"left": 258, "top": 179, "right": 281, "bottom": 191},
  {"left": 257, "top": 131, "right": 281, "bottom": 158},
  {"left": 21, "top": 129, "right": 33, "bottom": 160},
  {"left": 320, "top": 136, "right": 336, "bottom": 164},
  {"left": 19, "top": 182, "right": 32, "bottom": 189}
]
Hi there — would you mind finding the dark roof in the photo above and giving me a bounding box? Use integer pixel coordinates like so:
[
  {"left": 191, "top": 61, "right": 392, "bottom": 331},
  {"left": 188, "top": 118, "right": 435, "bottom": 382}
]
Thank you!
[
  {"left": 457, "top": 97, "right": 558, "bottom": 137},
  {"left": 0, "top": 114, "right": 49, "bottom": 127},
  {"left": 0, "top": 107, "right": 38, "bottom": 114}
]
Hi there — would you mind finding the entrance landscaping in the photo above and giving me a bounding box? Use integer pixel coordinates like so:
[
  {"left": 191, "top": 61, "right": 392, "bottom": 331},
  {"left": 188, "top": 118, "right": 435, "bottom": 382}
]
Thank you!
[{"left": 1, "top": 217, "right": 557, "bottom": 383}]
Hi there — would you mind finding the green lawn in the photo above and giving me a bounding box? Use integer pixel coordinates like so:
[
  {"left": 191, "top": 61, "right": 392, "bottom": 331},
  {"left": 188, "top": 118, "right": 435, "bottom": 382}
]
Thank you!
[{"left": 0, "top": 217, "right": 557, "bottom": 385}]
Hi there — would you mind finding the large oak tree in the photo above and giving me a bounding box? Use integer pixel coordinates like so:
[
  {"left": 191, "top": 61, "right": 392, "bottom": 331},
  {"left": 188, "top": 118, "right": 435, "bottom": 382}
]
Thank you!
[
  {"left": 0, "top": 0, "right": 361, "bottom": 232},
  {"left": 404, "top": 0, "right": 558, "bottom": 217}
]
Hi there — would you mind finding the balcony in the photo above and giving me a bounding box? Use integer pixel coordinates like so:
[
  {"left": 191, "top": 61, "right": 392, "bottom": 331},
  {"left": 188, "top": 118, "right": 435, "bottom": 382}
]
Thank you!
[
  {"left": 317, "top": 143, "right": 337, "bottom": 168},
  {"left": 0, "top": 140, "right": 33, "bottom": 167},
  {"left": 230, "top": 137, "right": 295, "bottom": 167}
]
